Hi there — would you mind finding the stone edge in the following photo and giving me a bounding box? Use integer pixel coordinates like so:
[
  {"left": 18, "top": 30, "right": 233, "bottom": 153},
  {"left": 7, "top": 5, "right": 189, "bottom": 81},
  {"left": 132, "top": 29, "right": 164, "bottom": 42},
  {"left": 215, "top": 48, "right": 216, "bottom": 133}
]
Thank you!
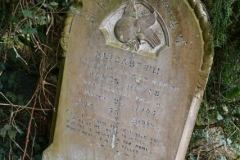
[
  {"left": 175, "top": 0, "right": 214, "bottom": 159},
  {"left": 60, "top": 3, "right": 82, "bottom": 57}
]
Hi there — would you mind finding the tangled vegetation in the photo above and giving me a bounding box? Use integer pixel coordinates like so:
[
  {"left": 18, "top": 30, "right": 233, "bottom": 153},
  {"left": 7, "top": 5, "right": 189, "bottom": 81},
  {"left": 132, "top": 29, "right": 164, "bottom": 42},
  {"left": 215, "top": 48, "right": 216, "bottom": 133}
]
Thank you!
[
  {"left": 187, "top": 0, "right": 240, "bottom": 159},
  {"left": 0, "top": 0, "right": 239, "bottom": 159},
  {"left": 0, "top": 0, "right": 77, "bottom": 159}
]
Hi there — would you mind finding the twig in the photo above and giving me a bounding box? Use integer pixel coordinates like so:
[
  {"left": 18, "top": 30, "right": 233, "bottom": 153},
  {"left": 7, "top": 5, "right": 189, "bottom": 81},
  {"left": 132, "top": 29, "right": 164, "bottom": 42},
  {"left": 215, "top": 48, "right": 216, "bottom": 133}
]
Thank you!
[
  {"left": 22, "top": 96, "right": 37, "bottom": 160},
  {"left": 194, "top": 123, "right": 223, "bottom": 130},
  {"left": 11, "top": 138, "right": 30, "bottom": 159},
  {"left": 0, "top": 92, "right": 14, "bottom": 106},
  {"left": 13, "top": 46, "right": 28, "bottom": 65},
  {"left": 46, "top": 13, "right": 54, "bottom": 35},
  {"left": 230, "top": 120, "right": 240, "bottom": 132},
  {"left": 0, "top": 103, "right": 52, "bottom": 111},
  {"left": 31, "top": 124, "right": 37, "bottom": 158}
]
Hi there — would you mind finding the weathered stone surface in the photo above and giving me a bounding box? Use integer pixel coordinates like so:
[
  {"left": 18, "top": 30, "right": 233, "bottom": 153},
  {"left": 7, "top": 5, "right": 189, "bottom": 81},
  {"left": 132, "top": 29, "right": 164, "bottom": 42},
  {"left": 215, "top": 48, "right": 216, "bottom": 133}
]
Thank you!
[{"left": 43, "top": 0, "right": 213, "bottom": 159}]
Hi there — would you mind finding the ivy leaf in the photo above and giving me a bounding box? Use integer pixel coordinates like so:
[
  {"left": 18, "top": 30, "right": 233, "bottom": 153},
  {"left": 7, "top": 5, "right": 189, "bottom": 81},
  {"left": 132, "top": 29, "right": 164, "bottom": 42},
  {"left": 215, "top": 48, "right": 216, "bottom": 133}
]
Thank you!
[
  {"left": 4, "top": 124, "right": 12, "bottom": 131},
  {"left": 6, "top": 92, "right": 17, "bottom": 102},
  {"left": 18, "top": 95, "right": 24, "bottom": 101},
  {"left": 0, "top": 62, "right": 6, "bottom": 70},
  {"left": 42, "top": 3, "right": 48, "bottom": 8},
  {"left": 8, "top": 78, "right": 14, "bottom": 85},
  {"left": 0, "top": 128, "right": 7, "bottom": 138},
  {"left": 34, "top": 143, "right": 41, "bottom": 151},
  {"left": 22, "top": 24, "right": 37, "bottom": 35},
  {"left": 217, "top": 113, "right": 224, "bottom": 121},
  {"left": 22, "top": 28, "right": 28, "bottom": 35},
  {"left": 28, "top": 28, "right": 37, "bottom": 34},
  {"left": 70, "top": 6, "right": 80, "bottom": 14},
  {"left": 22, "top": 10, "right": 33, "bottom": 18},
  {"left": 11, "top": 94, "right": 17, "bottom": 102},
  {"left": 50, "top": 2, "right": 58, "bottom": 6},
  {"left": 10, "top": 72, "right": 17, "bottom": 79},
  {"left": 8, "top": 129, "right": 17, "bottom": 139},
  {"left": 43, "top": 3, "right": 53, "bottom": 10},
  {"left": 189, "top": 154, "right": 195, "bottom": 160},
  {"left": 227, "top": 138, "right": 232, "bottom": 144},
  {"left": 0, "top": 81, "right": 3, "bottom": 90},
  {"left": 226, "top": 87, "right": 240, "bottom": 99},
  {"left": 220, "top": 154, "right": 227, "bottom": 160},
  {"left": 36, "top": 16, "right": 47, "bottom": 25}
]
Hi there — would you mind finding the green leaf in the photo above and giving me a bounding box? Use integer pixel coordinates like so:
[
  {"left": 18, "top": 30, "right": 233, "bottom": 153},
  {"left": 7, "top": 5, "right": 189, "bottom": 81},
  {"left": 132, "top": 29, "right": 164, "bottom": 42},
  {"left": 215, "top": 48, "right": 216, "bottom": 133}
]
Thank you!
[
  {"left": 226, "top": 87, "right": 240, "bottom": 99},
  {"left": 43, "top": 3, "right": 53, "bottom": 10},
  {"left": 11, "top": 94, "right": 17, "bottom": 102},
  {"left": 8, "top": 79, "right": 14, "bottom": 86},
  {"left": 227, "top": 138, "right": 232, "bottom": 144},
  {"left": 19, "top": 101, "right": 25, "bottom": 106},
  {"left": 24, "top": 23, "right": 30, "bottom": 28},
  {"left": 189, "top": 153, "right": 196, "bottom": 160},
  {"left": 220, "top": 154, "right": 227, "bottom": 160},
  {"left": 28, "top": 28, "right": 37, "bottom": 34},
  {"left": 0, "top": 62, "right": 6, "bottom": 70},
  {"left": 0, "top": 82, "right": 2, "bottom": 90},
  {"left": 22, "top": 28, "right": 29, "bottom": 35},
  {"left": 18, "top": 95, "right": 24, "bottom": 101},
  {"left": 6, "top": 92, "right": 17, "bottom": 102},
  {"left": 22, "top": 25, "right": 37, "bottom": 35},
  {"left": 8, "top": 129, "right": 17, "bottom": 139},
  {"left": 10, "top": 72, "right": 17, "bottom": 79},
  {"left": 218, "top": 134, "right": 227, "bottom": 150},
  {"left": 42, "top": 3, "right": 49, "bottom": 8},
  {"left": 22, "top": 10, "right": 33, "bottom": 18},
  {"left": 217, "top": 113, "right": 224, "bottom": 121},
  {"left": 6, "top": 92, "right": 13, "bottom": 97},
  {"left": 36, "top": 16, "right": 47, "bottom": 25},
  {"left": 70, "top": 6, "right": 80, "bottom": 14},
  {"left": 0, "top": 128, "right": 7, "bottom": 138},
  {"left": 34, "top": 143, "right": 41, "bottom": 151},
  {"left": 50, "top": 2, "right": 58, "bottom": 6},
  {"left": 4, "top": 124, "right": 12, "bottom": 131}
]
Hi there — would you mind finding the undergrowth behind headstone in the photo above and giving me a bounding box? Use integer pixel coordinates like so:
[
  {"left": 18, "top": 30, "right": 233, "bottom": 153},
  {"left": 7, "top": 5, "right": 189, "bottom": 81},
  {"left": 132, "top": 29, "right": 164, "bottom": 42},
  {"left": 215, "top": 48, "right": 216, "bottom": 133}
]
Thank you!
[{"left": 0, "top": 0, "right": 239, "bottom": 159}]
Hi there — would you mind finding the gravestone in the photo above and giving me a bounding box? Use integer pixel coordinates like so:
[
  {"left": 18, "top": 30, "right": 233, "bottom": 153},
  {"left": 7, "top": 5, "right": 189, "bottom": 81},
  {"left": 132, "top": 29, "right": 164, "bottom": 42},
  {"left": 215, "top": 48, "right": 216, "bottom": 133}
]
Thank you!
[{"left": 43, "top": 0, "right": 213, "bottom": 159}]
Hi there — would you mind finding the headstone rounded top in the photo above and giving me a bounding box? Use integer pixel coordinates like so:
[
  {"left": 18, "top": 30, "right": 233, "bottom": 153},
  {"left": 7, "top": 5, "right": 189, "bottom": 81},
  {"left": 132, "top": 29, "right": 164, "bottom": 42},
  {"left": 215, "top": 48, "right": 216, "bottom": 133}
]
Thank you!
[{"left": 43, "top": 0, "right": 213, "bottom": 159}]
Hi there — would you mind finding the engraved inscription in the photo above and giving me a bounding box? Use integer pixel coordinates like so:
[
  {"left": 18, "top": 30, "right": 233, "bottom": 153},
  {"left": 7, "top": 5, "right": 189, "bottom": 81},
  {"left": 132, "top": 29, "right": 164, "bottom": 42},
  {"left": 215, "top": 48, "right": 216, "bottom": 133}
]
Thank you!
[
  {"left": 76, "top": 97, "right": 94, "bottom": 109},
  {"left": 176, "top": 34, "right": 187, "bottom": 45},
  {"left": 160, "top": 0, "right": 179, "bottom": 29},
  {"left": 95, "top": 50, "right": 162, "bottom": 75},
  {"left": 127, "top": 83, "right": 161, "bottom": 97},
  {"left": 65, "top": 109, "right": 165, "bottom": 157},
  {"left": 66, "top": 48, "right": 181, "bottom": 157},
  {"left": 85, "top": 14, "right": 96, "bottom": 23},
  {"left": 89, "top": 71, "right": 119, "bottom": 85},
  {"left": 97, "top": 0, "right": 112, "bottom": 10},
  {"left": 135, "top": 106, "right": 156, "bottom": 116},
  {"left": 84, "top": 89, "right": 106, "bottom": 101},
  {"left": 101, "top": 85, "right": 129, "bottom": 98}
]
